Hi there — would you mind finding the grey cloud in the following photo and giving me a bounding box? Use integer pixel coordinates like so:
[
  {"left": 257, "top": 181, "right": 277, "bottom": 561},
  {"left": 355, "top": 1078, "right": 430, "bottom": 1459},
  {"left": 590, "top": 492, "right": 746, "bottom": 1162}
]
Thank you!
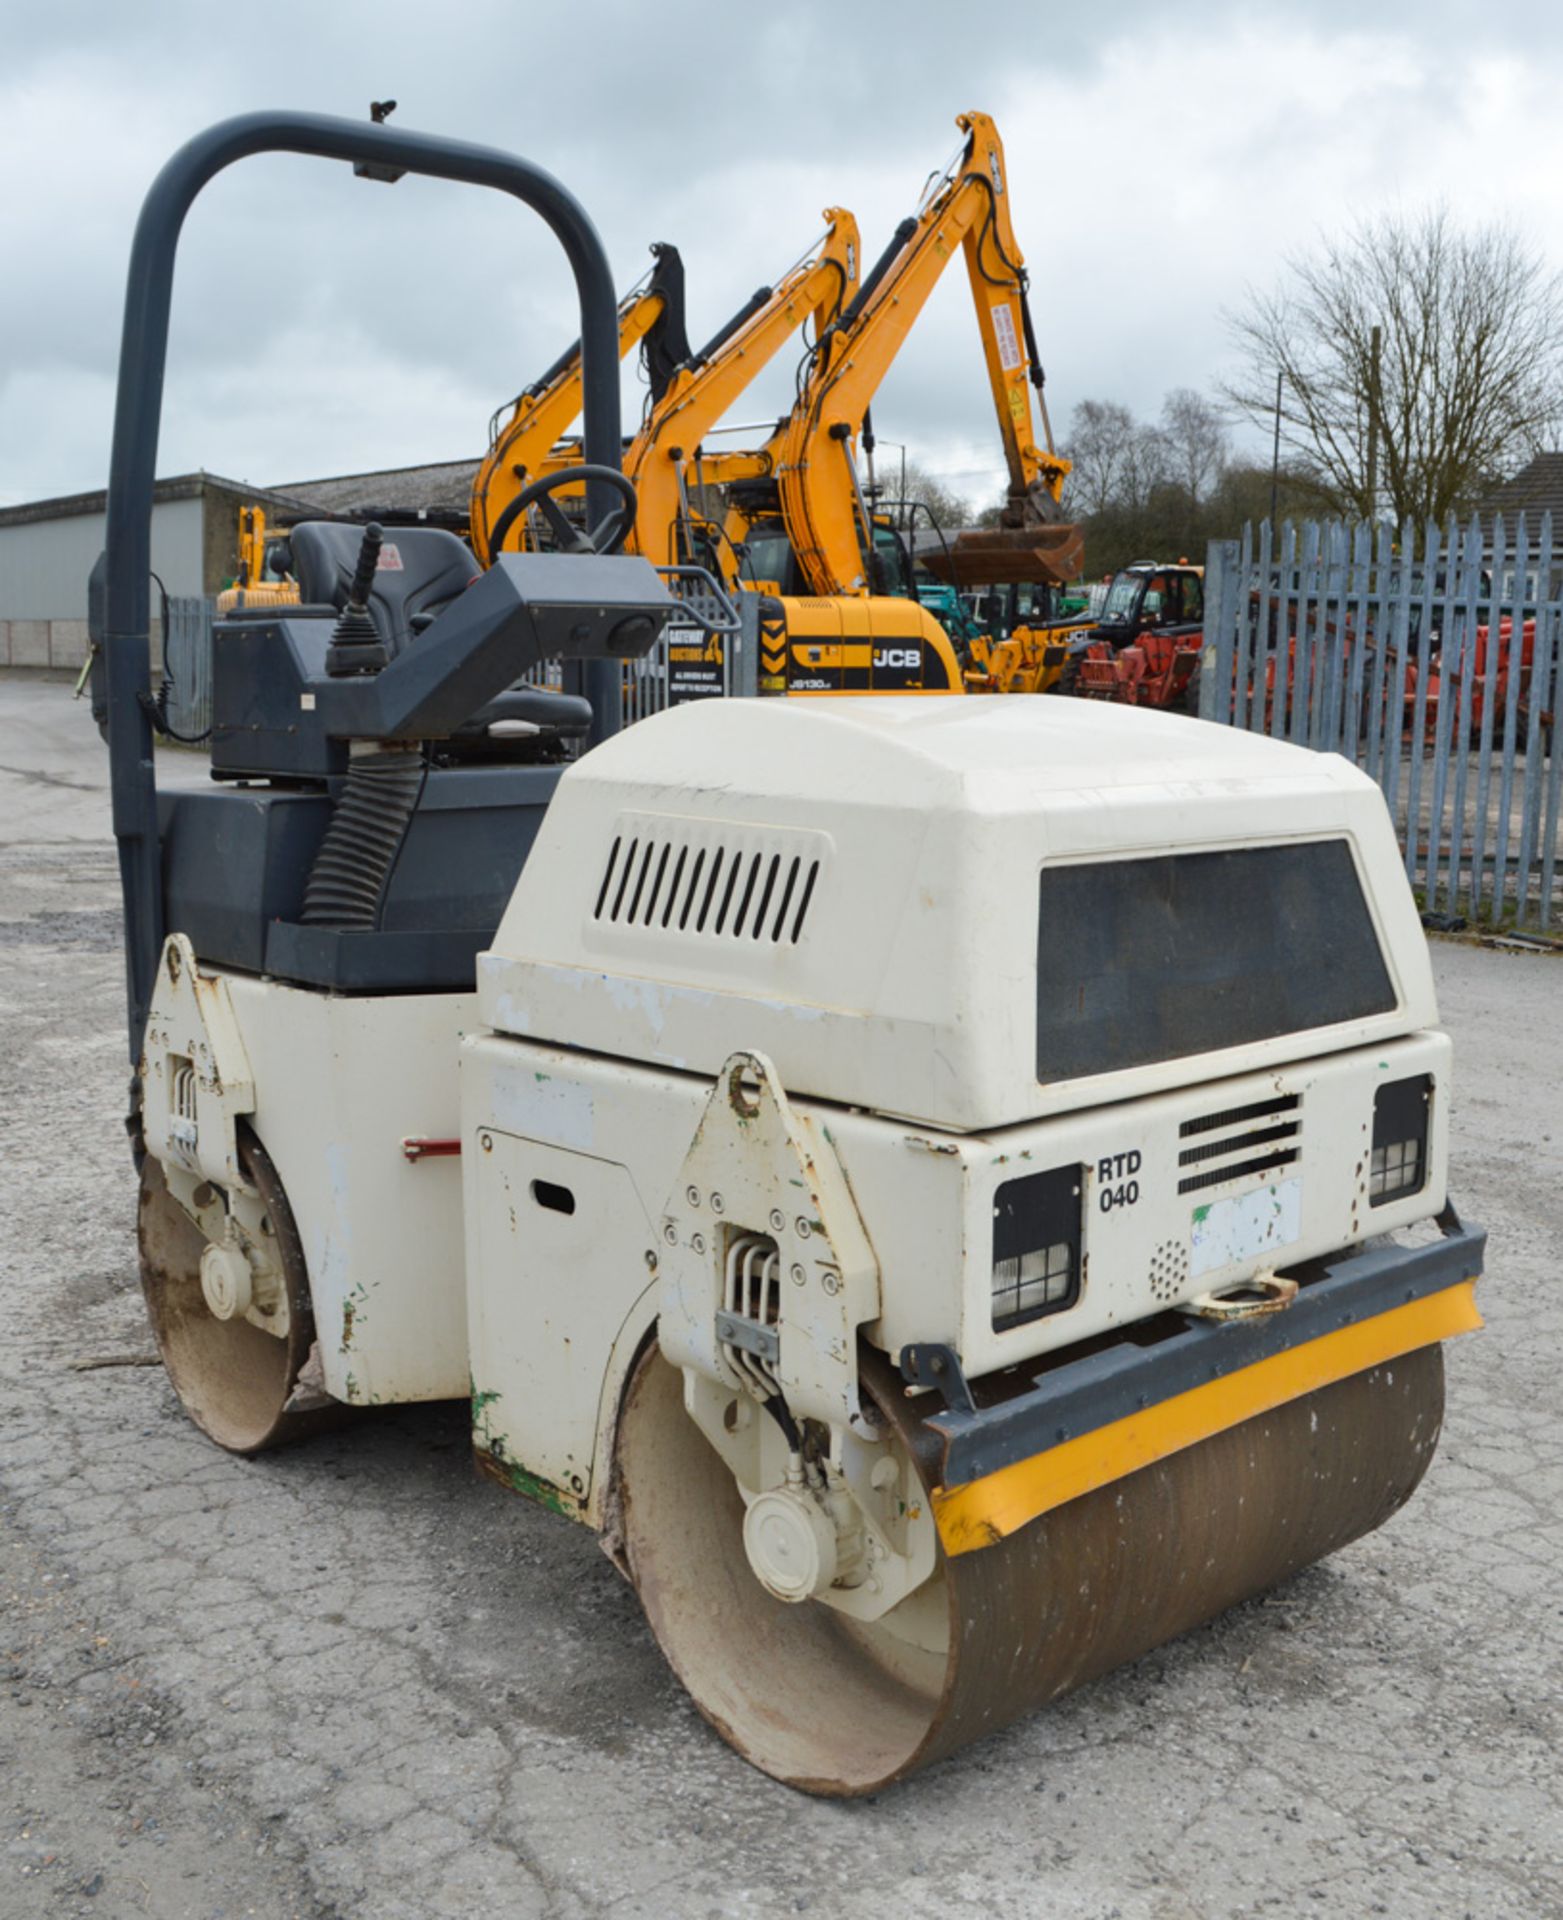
[{"left": 5, "top": 0, "right": 1563, "bottom": 506}]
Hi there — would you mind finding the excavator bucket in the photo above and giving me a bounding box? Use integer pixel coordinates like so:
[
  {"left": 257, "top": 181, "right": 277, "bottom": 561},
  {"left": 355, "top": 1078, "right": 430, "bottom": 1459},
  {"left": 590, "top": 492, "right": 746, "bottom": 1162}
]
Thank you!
[{"left": 922, "top": 522, "right": 1085, "bottom": 589}]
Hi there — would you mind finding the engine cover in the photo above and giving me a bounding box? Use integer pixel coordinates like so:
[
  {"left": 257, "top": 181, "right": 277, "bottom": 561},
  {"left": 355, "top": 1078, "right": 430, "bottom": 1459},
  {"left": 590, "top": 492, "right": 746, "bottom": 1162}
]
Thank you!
[{"left": 476, "top": 695, "right": 1436, "bottom": 1133}]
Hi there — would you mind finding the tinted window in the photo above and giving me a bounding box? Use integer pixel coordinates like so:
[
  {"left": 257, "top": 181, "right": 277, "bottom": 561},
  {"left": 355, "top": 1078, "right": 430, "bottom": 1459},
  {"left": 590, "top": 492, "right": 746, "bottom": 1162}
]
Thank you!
[
  {"left": 1035, "top": 841, "right": 1395, "bottom": 1082},
  {"left": 744, "top": 529, "right": 798, "bottom": 592}
]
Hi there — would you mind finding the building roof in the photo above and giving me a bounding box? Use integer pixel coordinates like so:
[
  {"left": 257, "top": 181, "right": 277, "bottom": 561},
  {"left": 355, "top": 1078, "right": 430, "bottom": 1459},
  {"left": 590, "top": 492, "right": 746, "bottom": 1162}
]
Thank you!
[
  {"left": 0, "top": 470, "right": 297, "bottom": 530},
  {"left": 274, "top": 457, "right": 480, "bottom": 519},
  {"left": 0, "top": 457, "right": 484, "bottom": 533},
  {"left": 1476, "top": 452, "right": 1563, "bottom": 532}
]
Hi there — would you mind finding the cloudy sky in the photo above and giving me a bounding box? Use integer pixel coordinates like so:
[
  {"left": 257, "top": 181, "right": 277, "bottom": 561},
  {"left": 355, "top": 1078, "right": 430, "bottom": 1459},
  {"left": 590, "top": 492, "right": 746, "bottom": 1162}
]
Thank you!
[{"left": 4, "top": 0, "right": 1563, "bottom": 512}]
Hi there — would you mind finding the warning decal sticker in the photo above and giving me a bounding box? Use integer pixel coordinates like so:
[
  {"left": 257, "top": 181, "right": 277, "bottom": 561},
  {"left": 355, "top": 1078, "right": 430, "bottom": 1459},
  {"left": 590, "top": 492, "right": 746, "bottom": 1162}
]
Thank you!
[{"left": 992, "top": 303, "right": 1023, "bottom": 373}]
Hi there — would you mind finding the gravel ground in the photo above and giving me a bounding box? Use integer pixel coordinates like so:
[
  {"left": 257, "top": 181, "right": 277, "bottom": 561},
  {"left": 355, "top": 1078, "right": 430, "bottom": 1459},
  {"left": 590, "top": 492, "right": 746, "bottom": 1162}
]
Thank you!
[{"left": 2, "top": 672, "right": 1560, "bottom": 1920}]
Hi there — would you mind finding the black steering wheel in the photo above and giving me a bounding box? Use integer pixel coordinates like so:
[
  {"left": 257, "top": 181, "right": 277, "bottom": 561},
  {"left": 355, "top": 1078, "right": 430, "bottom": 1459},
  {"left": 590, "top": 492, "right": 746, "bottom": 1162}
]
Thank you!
[{"left": 487, "top": 462, "right": 637, "bottom": 559}]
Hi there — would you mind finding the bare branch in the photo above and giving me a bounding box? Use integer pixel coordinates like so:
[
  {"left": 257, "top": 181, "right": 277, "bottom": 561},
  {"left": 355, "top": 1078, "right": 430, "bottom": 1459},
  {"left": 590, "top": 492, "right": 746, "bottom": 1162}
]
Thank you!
[{"left": 1221, "top": 206, "right": 1563, "bottom": 524}]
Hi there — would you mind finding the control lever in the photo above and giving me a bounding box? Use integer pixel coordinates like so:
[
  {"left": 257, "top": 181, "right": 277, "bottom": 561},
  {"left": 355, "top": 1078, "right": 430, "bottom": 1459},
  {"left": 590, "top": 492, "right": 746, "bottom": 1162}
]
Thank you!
[{"left": 326, "top": 523, "right": 390, "bottom": 675}]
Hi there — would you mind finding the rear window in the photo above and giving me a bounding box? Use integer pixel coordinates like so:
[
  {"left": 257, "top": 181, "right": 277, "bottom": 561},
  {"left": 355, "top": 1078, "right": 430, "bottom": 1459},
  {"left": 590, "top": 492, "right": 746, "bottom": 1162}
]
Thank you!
[{"left": 1035, "top": 841, "right": 1395, "bottom": 1082}]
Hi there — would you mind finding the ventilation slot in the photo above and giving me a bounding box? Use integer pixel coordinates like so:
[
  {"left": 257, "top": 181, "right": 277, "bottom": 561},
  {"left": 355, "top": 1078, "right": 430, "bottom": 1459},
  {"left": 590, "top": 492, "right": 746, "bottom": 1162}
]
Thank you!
[
  {"left": 591, "top": 829, "right": 823, "bottom": 945},
  {"left": 1177, "top": 1093, "right": 1302, "bottom": 1195}
]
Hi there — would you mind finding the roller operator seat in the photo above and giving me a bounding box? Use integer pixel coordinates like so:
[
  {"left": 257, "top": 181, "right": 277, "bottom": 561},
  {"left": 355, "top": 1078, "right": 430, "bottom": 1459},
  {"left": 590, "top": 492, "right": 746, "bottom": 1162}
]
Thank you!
[{"left": 287, "top": 520, "right": 593, "bottom": 748}]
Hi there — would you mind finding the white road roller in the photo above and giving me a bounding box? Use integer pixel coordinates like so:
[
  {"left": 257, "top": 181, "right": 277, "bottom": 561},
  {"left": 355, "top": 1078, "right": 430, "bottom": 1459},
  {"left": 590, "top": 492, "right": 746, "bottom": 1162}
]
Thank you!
[{"left": 103, "top": 114, "right": 1482, "bottom": 1795}]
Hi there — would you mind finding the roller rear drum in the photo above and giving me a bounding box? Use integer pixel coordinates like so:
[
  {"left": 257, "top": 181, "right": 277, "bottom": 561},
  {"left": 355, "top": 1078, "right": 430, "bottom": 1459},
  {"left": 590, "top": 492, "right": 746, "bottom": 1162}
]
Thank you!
[{"left": 616, "top": 1341, "right": 1445, "bottom": 1794}]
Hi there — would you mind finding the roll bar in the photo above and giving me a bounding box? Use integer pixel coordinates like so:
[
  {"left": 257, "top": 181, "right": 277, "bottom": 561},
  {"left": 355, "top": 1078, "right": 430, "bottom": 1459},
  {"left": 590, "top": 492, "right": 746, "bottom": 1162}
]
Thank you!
[{"left": 100, "top": 111, "right": 625, "bottom": 1062}]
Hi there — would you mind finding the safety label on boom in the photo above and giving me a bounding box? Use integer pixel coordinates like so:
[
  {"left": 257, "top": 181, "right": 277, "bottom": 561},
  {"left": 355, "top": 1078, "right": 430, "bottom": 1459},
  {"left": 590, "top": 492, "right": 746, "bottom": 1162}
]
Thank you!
[{"left": 992, "top": 302, "right": 1023, "bottom": 373}]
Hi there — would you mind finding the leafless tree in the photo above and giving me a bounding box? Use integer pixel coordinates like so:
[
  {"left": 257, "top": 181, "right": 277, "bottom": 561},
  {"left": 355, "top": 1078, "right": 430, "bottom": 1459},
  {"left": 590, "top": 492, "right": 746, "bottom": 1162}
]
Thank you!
[
  {"left": 874, "top": 457, "right": 971, "bottom": 531},
  {"left": 1224, "top": 208, "right": 1563, "bottom": 525},
  {"left": 1159, "top": 388, "right": 1228, "bottom": 506},
  {"left": 1061, "top": 399, "right": 1150, "bottom": 517}
]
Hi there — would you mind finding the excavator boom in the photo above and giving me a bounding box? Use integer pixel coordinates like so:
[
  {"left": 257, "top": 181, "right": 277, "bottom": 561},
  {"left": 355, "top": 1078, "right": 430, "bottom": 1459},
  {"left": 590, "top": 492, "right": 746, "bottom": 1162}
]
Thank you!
[
  {"left": 778, "top": 113, "right": 1081, "bottom": 597},
  {"left": 470, "top": 243, "right": 689, "bottom": 565},
  {"left": 626, "top": 212, "right": 860, "bottom": 569}
]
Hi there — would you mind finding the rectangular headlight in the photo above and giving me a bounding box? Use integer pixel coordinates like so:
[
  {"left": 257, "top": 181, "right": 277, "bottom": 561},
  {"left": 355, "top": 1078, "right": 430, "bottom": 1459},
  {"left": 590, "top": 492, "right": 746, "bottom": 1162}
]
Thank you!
[
  {"left": 1370, "top": 1074, "right": 1432, "bottom": 1207},
  {"left": 992, "top": 1163, "right": 1083, "bottom": 1332}
]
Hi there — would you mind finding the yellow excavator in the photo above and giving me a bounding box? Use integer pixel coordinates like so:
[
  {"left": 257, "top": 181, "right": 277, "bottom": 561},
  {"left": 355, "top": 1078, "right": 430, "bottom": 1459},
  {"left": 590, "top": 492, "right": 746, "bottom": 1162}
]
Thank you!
[
  {"left": 627, "top": 212, "right": 860, "bottom": 571},
  {"left": 470, "top": 212, "right": 953, "bottom": 698},
  {"left": 473, "top": 216, "right": 860, "bottom": 578},
  {"left": 470, "top": 242, "right": 690, "bottom": 566},
  {"left": 473, "top": 115, "right": 1085, "bottom": 702},
  {"left": 739, "top": 110, "right": 1085, "bottom": 696},
  {"left": 778, "top": 112, "right": 1078, "bottom": 597},
  {"left": 215, "top": 505, "right": 300, "bottom": 613}
]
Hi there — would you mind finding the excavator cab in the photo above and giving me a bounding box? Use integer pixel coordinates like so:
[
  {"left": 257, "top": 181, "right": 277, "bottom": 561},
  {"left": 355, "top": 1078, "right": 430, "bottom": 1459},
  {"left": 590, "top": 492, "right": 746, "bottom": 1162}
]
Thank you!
[{"left": 738, "top": 515, "right": 910, "bottom": 596}]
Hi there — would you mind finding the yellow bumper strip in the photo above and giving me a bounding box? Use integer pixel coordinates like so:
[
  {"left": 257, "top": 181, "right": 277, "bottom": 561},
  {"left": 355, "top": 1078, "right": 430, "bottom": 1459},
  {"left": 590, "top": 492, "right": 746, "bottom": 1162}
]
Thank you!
[{"left": 932, "top": 1279, "right": 1482, "bottom": 1558}]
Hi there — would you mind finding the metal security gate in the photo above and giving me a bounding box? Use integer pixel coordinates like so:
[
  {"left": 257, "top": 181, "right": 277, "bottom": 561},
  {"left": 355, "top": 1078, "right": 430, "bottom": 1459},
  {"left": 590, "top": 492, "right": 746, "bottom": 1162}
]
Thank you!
[
  {"left": 1202, "top": 517, "right": 1563, "bottom": 931},
  {"left": 620, "top": 577, "right": 757, "bottom": 724},
  {"left": 524, "top": 567, "right": 749, "bottom": 726}
]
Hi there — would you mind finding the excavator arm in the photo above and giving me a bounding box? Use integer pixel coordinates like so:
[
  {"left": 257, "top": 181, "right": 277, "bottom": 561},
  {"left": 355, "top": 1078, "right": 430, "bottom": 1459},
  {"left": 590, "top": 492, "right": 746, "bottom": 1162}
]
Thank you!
[
  {"left": 626, "top": 212, "right": 860, "bottom": 569},
  {"left": 778, "top": 112, "right": 1081, "bottom": 596},
  {"left": 470, "top": 243, "right": 689, "bottom": 565}
]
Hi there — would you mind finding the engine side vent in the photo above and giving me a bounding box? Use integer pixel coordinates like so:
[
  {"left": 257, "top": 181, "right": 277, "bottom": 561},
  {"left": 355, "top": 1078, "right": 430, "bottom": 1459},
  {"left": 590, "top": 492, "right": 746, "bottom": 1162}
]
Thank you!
[
  {"left": 590, "top": 814, "right": 828, "bottom": 947},
  {"left": 1177, "top": 1093, "right": 1301, "bottom": 1195}
]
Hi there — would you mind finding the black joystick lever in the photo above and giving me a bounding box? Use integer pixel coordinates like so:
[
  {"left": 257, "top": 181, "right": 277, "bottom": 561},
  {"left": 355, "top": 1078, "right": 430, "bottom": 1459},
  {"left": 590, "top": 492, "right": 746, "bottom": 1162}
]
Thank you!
[{"left": 326, "top": 522, "right": 390, "bottom": 676}]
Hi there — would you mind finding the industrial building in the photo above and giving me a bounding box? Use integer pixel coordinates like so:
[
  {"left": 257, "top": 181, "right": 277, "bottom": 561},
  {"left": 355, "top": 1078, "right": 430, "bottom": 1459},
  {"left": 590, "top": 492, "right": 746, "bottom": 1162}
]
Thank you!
[{"left": 0, "top": 460, "right": 478, "bottom": 670}]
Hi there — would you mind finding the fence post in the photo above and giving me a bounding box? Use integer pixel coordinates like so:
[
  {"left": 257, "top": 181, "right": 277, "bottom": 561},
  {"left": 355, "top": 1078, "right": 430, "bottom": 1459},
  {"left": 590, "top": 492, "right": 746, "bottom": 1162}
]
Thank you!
[
  {"left": 1342, "top": 520, "right": 1372, "bottom": 761},
  {"left": 731, "top": 593, "right": 761, "bottom": 699},
  {"left": 1516, "top": 511, "right": 1554, "bottom": 929},
  {"left": 1404, "top": 520, "right": 1439, "bottom": 893},
  {"left": 1490, "top": 512, "right": 1529, "bottom": 922},
  {"left": 1441, "top": 517, "right": 1483, "bottom": 913},
  {"left": 1271, "top": 521, "right": 1296, "bottom": 740},
  {"left": 1297, "top": 523, "right": 1320, "bottom": 747},
  {"left": 1202, "top": 538, "right": 1239, "bottom": 723},
  {"left": 1250, "top": 519, "right": 1273, "bottom": 733}
]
